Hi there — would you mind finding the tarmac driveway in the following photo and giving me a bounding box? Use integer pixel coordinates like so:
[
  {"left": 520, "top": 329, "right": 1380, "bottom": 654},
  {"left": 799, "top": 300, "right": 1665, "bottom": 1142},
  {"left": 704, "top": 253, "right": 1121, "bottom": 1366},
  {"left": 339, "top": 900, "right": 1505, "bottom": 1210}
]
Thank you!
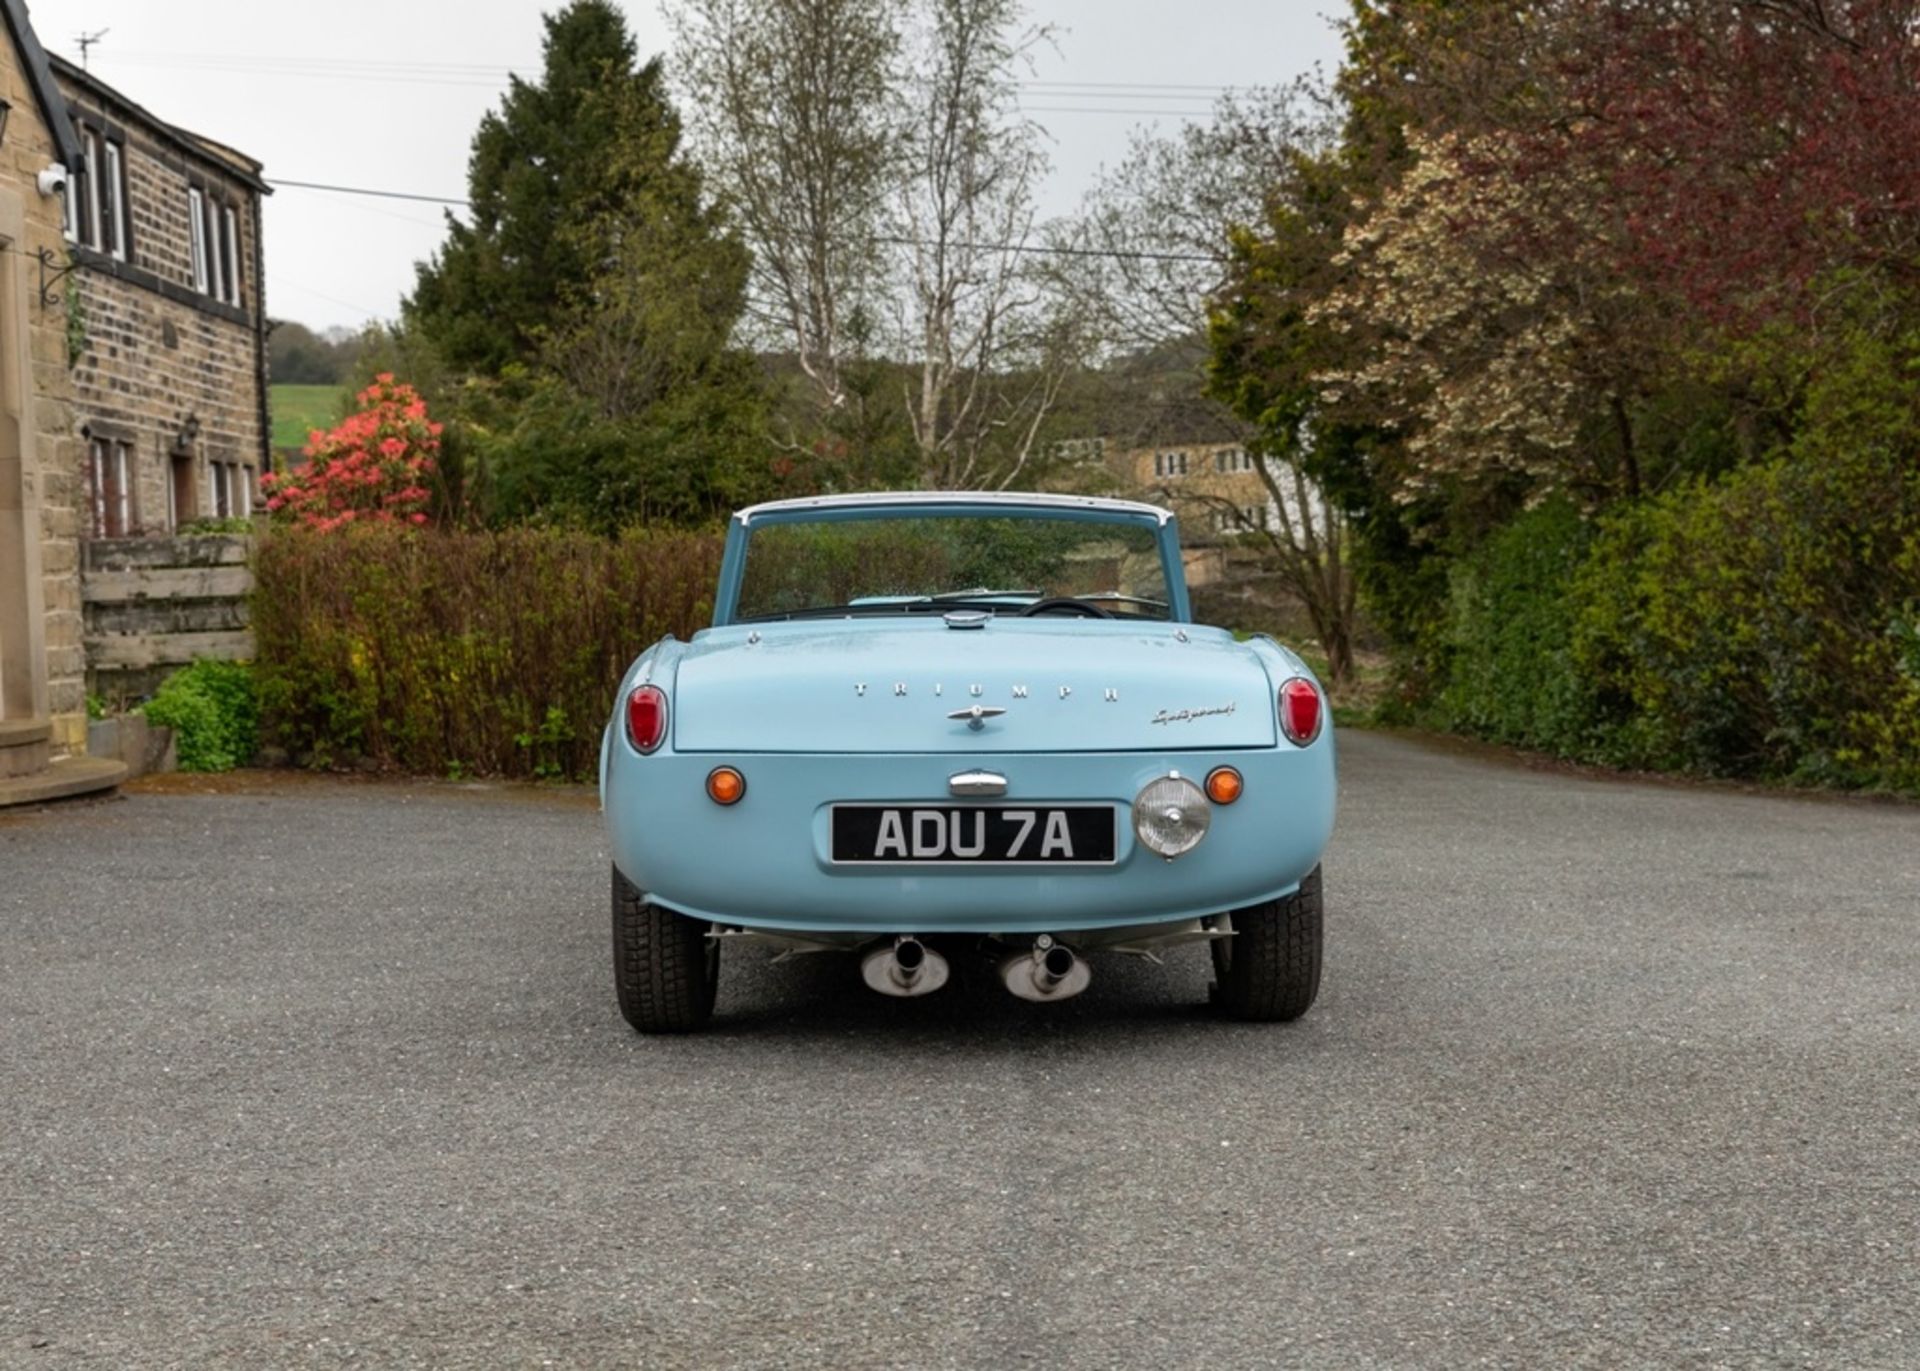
[{"left": 2, "top": 733, "right": 1916, "bottom": 1368}]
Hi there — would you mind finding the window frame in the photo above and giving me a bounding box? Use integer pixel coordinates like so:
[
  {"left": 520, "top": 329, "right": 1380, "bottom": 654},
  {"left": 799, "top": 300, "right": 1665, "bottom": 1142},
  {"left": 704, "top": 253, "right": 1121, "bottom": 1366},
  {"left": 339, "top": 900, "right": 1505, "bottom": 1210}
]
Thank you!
[
  {"left": 189, "top": 182, "right": 244, "bottom": 303},
  {"left": 87, "top": 435, "right": 136, "bottom": 538},
  {"left": 221, "top": 205, "right": 242, "bottom": 301},
  {"left": 103, "top": 139, "right": 128, "bottom": 261},
  {"left": 67, "top": 122, "right": 130, "bottom": 258},
  {"left": 187, "top": 186, "right": 210, "bottom": 294}
]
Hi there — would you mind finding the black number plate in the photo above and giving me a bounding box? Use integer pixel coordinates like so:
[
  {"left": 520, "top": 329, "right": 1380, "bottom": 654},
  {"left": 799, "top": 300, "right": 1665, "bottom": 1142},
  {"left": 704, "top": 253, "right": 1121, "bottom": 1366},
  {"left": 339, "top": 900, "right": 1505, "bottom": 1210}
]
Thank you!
[{"left": 831, "top": 805, "right": 1117, "bottom": 865}]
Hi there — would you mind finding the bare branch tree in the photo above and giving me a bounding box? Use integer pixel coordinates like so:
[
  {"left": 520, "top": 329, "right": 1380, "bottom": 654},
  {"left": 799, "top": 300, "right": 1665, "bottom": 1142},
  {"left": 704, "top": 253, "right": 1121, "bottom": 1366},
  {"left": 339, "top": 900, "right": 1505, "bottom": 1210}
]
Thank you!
[
  {"left": 667, "top": 0, "right": 902, "bottom": 417},
  {"left": 1060, "top": 85, "right": 1357, "bottom": 678},
  {"left": 891, "top": 0, "right": 1076, "bottom": 489},
  {"left": 1069, "top": 84, "right": 1326, "bottom": 356}
]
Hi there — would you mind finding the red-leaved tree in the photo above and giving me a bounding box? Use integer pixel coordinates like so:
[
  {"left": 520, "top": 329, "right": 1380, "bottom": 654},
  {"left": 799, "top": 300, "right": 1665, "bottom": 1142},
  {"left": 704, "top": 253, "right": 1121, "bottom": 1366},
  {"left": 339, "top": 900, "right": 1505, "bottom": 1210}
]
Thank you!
[
  {"left": 1555, "top": 0, "right": 1920, "bottom": 333},
  {"left": 263, "top": 374, "right": 441, "bottom": 532}
]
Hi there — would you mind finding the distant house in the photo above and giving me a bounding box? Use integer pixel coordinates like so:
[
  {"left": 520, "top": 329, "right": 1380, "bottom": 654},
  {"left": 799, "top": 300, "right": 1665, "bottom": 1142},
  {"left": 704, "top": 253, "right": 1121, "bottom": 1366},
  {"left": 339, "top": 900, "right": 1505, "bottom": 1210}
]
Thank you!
[
  {"left": 0, "top": 0, "right": 268, "bottom": 806},
  {"left": 1125, "top": 441, "right": 1290, "bottom": 538}
]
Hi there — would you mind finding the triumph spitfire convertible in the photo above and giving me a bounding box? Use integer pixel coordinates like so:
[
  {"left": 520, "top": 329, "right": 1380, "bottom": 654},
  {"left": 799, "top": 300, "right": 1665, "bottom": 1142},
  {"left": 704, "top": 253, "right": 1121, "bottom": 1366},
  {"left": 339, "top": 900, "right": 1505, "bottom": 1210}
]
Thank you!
[{"left": 600, "top": 492, "right": 1336, "bottom": 1032}]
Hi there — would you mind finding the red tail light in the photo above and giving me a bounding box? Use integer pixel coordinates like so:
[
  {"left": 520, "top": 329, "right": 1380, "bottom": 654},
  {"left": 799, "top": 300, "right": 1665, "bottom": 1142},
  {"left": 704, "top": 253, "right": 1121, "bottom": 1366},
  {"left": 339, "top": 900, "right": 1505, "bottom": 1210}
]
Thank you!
[
  {"left": 1279, "top": 677, "right": 1323, "bottom": 746},
  {"left": 626, "top": 684, "right": 668, "bottom": 753}
]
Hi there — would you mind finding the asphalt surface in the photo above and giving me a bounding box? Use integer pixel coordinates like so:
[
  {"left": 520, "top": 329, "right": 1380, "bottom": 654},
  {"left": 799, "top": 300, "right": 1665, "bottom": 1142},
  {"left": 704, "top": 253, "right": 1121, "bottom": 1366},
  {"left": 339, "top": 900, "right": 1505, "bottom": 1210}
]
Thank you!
[{"left": 1, "top": 732, "right": 1916, "bottom": 1369}]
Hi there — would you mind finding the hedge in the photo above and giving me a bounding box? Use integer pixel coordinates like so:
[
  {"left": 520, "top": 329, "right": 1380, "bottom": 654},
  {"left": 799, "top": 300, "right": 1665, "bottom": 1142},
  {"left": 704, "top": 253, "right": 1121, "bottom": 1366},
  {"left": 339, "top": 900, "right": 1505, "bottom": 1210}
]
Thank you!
[
  {"left": 1439, "top": 419, "right": 1920, "bottom": 792},
  {"left": 252, "top": 525, "right": 723, "bottom": 779}
]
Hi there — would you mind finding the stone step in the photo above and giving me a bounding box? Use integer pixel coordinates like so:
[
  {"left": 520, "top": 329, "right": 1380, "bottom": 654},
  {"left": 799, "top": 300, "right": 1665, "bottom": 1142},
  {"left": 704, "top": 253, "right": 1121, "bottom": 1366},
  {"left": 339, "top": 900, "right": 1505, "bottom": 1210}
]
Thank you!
[
  {"left": 0, "top": 717, "right": 52, "bottom": 779},
  {"left": 0, "top": 756, "right": 129, "bottom": 810}
]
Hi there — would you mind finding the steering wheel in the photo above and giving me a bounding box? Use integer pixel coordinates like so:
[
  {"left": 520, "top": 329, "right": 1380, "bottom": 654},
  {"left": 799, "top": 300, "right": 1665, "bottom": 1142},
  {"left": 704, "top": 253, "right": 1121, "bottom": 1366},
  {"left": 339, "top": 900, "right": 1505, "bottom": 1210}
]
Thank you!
[{"left": 1019, "top": 597, "right": 1114, "bottom": 619}]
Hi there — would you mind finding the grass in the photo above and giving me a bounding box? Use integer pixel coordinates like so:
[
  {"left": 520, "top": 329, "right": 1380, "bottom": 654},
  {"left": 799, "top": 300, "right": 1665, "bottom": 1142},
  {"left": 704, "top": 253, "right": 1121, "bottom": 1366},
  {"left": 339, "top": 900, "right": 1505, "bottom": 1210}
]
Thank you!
[{"left": 271, "top": 384, "right": 348, "bottom": 453}]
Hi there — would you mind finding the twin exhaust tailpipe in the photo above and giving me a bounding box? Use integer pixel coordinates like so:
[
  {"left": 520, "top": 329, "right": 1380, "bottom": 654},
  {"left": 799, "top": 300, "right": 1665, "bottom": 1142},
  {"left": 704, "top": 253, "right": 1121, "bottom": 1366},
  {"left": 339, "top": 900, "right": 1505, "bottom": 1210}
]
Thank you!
[
  {"left": 1000, "top": 935, "right": 1091, "bottom": 1002},
  {"left": 860, "top": 935, "right": 1090, "bottom": 1002},
  {"left": 861, "top": 936, "right": 951, "bottom": 998}
]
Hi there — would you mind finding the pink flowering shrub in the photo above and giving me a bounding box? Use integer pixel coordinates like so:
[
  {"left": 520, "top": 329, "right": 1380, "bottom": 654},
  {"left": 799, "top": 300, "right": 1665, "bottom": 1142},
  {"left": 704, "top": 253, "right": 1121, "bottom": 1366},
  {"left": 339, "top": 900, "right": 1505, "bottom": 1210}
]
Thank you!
[{"left": 262, "top": 374, "right": 440, "bottom": 531}]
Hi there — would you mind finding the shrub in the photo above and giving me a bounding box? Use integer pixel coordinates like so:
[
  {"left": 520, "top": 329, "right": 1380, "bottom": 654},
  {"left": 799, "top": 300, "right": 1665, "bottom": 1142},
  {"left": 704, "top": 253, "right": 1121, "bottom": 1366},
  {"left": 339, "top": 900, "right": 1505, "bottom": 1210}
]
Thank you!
[
  {"left": 251, "top": 524, "right": 723, "bottom": 779},
  {"left": 1564, "top": 326, "right": 1920, "bottom": 787},
  {"left": 1438, "top": 499, "right": 1596, "bottom": 753},
  {"left": 1569, "top": 447, "right": 1920, "bottom": 787},
  {"left": 1430, "top": 328, "right": 1920, "bottom": 792},
  {"left": 261, "top": 374, "right": 439, "bottom": 532},
  {"left": 143, "top": 660, "right": 259, "bottom": 773}
]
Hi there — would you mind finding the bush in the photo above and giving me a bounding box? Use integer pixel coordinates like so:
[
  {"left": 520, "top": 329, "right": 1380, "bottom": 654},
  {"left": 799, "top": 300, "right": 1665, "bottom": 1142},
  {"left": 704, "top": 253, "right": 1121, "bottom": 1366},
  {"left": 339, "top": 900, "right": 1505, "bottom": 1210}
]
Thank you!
[
  {"left": 1430, "top": 327, "right": 1920, "bottom": 792},
  {"left": 251, "top": 524, "right": 723, "bottom": 779},
  {"left": 1439, "top": 499, "right": 1596, "bottom": 753},
  {"left": 143, "top": 660, "right": 259, "bottom": 772},
  {"left": 261, "top": 374, "right": 439, "bottom": 532},
  {"left": 1569, "top": 450, "right": 1920, "bottom": 788}
]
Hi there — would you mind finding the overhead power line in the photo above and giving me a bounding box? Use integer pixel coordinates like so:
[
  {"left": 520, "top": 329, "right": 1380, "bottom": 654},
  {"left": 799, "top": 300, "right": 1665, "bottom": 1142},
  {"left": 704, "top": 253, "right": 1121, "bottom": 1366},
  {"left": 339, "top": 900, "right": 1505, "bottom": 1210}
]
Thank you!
[
  {"left": 89, "top": 49, "right": 1236, "bottom": 113},
  {"left": 272, "top": 179, "right": 469, "bottom": 207},
  {"left": 265, "top": 178, "right": 1224, "bottom": 265}
]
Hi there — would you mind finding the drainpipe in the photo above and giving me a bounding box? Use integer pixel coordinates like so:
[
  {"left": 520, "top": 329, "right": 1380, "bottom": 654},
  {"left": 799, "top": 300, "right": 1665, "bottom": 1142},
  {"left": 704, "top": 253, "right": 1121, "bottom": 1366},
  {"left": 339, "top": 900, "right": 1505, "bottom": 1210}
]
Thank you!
[{"left": 251, "top": 190, "right": 271, "bottom": 474}]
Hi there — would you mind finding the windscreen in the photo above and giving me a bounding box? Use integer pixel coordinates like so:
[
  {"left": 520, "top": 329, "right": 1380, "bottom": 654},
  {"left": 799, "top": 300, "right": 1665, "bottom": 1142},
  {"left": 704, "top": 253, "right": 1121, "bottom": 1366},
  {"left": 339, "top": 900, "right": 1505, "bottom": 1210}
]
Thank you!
[{"left": 735, "top": 513, "right": 1171, "bottom": 621}]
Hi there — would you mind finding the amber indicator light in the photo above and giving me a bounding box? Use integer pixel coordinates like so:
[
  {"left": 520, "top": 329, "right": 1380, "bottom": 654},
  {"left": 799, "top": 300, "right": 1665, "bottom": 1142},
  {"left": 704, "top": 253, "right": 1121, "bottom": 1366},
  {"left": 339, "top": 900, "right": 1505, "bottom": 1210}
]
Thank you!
[
  {"left": 706, "top": 767, "right": 747, "bottom": 806},
  {"left": 1205, "top": 767, "right": 1244, "bottom": 805}
]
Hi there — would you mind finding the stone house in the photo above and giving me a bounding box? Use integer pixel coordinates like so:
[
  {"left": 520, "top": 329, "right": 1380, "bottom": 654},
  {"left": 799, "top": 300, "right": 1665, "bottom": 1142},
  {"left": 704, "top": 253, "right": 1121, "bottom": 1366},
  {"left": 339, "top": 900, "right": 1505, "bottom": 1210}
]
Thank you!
[
  {"left": 1123, "top": 441, "right": 1287, "bottom": 539},
  {"left": 0, "top": 0, "right": 267, "bottom": 807}
]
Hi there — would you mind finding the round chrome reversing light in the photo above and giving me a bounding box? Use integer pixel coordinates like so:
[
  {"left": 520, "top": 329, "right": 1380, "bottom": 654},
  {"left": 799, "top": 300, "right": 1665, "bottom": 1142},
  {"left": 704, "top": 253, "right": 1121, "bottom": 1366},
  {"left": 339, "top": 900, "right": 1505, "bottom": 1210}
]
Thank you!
[{"left": 1133, "top": 773, "right": 1211, "bottom": 860}]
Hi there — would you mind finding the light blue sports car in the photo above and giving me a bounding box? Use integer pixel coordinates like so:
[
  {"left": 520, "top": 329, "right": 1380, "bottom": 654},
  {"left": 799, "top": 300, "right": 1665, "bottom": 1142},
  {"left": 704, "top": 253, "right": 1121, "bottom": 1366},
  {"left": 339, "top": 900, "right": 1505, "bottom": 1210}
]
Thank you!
[{"left": 601, "top": 492, "right": 1336, "bottom": 1032}]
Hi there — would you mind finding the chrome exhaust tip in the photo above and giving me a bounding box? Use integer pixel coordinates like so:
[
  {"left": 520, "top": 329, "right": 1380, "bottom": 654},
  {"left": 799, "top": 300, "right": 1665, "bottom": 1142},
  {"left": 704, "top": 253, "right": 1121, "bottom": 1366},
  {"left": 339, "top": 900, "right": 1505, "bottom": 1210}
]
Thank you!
[
  {"left": 861, "top": 936, "right": 950, "bottom": 998},
  {"left": 1000, "top": 935, "right": 1091, "bottom": 1002}
]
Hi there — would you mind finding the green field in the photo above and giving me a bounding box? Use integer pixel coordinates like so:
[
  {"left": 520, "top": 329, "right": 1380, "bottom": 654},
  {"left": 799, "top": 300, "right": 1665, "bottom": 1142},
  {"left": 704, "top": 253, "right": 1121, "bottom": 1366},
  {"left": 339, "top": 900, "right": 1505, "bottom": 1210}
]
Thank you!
[{"left": 271, "top": 384, "right": 348, "bottom": 453}]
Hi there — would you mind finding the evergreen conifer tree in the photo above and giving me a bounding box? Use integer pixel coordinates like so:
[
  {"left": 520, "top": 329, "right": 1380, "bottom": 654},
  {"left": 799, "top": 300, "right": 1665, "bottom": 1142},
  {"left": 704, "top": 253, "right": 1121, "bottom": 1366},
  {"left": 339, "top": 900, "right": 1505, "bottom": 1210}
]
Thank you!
[{"left": 407, "top": 1, "right": 678, "bottom": 373}]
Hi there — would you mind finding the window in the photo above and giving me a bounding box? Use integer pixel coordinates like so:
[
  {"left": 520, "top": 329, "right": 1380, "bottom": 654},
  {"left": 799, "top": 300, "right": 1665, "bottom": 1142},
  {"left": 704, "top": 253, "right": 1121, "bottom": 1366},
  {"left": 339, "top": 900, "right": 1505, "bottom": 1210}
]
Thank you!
[
  {"left": 207, "top": 461, "right": 252, "bottom": 520},
  {"left": 188, "top": 187, "right": 209, "bottom": 293},
  {"left": 88, "top": 437, "right": 134, "bottom": 538},
  {"left": 210, "top": 199, "right": 229, "bottom": 304},
  {"left": 1154, "top": 451, "right": 1189, "bottom": 479},
  {"left": 223, "top": 206, "right": 242, "bottom": 300},
  {"left": 66, "top": 124, "right": 128, "bottom": 257},
  {"left": 83, "top": 128, "right": 102, "bottom": 249},
  {"left": 190, "top": 187, "right": 244, "bottom": 303},
  {"left": 104, "top": 142, "right": 127, "bottom": 260},
  {"left": 1049, "top": 436, "right": 1104, "bottom": 465},
  {"left": 1215, "top": 448, "right": 1255, "bottom": 474}
]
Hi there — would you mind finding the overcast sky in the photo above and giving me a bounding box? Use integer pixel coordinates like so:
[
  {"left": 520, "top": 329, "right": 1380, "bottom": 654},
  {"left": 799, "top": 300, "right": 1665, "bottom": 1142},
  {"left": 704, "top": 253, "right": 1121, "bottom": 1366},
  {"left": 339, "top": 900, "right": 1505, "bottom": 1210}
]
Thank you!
[{"left": 29, "top": 0, "right": 1345, "bottom": 334}]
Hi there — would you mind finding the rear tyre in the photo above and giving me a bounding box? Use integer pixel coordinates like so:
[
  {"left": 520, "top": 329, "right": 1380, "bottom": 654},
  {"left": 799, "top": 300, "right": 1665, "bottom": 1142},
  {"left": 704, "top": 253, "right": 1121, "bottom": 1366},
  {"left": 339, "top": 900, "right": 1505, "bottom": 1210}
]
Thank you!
[
  {"left": 1211, "top": 865, "right": 1323, "bottom": 1022},
  {"left": 612, "top": 866, "right": 718, "bottom": 1033}
]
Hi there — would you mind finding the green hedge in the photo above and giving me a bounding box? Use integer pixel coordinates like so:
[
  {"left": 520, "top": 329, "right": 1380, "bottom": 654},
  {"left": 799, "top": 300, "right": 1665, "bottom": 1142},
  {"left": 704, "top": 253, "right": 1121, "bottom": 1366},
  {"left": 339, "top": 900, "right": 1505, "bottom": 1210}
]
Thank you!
[
  {"left": 252, "top": 525, "right": 723, "bottom": 779},
  {"left": 1567, "top": 451, "right": 1920, "bottom": 788},
  {"left": 1438, "top": 346, "right": 1920, "bottom": 791},
  {"left": 1439, "top": 499, "right": 1594, "bottom": 753}
]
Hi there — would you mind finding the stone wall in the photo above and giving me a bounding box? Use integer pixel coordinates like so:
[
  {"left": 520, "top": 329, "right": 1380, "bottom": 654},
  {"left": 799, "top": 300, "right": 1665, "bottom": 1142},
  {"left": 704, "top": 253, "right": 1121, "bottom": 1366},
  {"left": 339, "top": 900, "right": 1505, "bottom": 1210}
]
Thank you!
[
  {"left": 0, "top": 31, "right": 85, "bottom": 753},
  {"left": 59, "top": 68, "right": 267, "bottom": 540}
]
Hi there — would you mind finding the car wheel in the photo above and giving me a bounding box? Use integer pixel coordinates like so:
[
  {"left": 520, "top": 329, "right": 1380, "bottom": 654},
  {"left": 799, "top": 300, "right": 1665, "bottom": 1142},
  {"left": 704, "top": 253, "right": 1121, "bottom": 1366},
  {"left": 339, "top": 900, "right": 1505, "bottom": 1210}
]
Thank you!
[
  {"left": 612, "top": 865, "right": 719, "bottom": 1033},
  {"left": 1211, "top": 865, "right": 1323, "bottom": 1022}
]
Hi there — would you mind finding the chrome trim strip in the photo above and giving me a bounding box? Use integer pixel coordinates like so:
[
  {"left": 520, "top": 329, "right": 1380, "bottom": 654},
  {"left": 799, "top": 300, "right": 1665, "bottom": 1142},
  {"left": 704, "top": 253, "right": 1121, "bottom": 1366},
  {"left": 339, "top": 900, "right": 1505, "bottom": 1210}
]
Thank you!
[{"left": 735, "top": 490, "right": 1175, "bottom": 525}]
